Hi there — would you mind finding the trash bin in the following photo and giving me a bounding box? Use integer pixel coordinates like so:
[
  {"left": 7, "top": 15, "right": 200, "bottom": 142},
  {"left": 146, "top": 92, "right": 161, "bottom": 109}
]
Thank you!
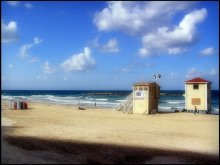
[
  {"left": 14, "top": 102, "right": 17, "bottom": 110},
  {"left": 21, "top": 101, "right": 24, "bottom": 110},
  {"left": 10, "top": 100, "right": 13, "bottom": 110},
  {"left": 17, "top": 101, "right": 21, "bottom": 110},
  {"left": 24, "top": 102, "right": 28, "bottom": 109},
  {"left": 19, "top": 101, "right": 22, "bottom": 110}
]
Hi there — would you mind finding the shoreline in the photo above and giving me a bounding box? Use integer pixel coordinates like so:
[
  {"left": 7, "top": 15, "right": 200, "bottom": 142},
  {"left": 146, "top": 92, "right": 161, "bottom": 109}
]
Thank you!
[
  {"left": 2, "top": 98, "right": 219, "bottom": 115},
  {"left": 1, "top": 98, "right": 114, "bottom": 110},
  {"left": 1, "top": 99, "right": 219, "bottom": 163}
]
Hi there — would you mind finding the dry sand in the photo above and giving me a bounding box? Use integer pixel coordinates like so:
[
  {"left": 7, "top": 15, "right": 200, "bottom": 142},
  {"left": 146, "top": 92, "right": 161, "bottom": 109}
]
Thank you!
[{"left": 1, "top": 100, "right": 219, "bottom": 164}]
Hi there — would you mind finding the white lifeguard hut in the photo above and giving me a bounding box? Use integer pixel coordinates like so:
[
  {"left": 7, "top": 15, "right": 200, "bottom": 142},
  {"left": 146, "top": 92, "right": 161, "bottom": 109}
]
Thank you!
[
  {"left": 115, "top": 74, "right": 161, "bottom": 114},
  {"left": 185, "top": 77, "right": 211, "bottom": 114},
  {"left": 133, "top": 82, "right": 160, "bottom": 114}
]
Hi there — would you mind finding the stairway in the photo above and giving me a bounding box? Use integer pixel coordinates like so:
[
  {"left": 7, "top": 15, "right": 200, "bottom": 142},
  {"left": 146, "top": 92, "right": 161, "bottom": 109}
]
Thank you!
[{"left": 115, "top": 92, "right": 133, "bottom": 114}]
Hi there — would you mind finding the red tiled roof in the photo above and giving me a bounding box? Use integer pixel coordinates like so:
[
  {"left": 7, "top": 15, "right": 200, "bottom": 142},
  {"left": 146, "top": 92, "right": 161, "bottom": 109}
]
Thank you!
[{"left": 185, "top": 77, "right": 210, "bottom": 83}]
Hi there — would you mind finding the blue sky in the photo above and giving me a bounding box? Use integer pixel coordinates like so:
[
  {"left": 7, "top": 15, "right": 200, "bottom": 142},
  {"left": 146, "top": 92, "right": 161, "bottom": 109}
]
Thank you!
[{"left": 2, "top": 1, "right": 219, "bottom": 90}]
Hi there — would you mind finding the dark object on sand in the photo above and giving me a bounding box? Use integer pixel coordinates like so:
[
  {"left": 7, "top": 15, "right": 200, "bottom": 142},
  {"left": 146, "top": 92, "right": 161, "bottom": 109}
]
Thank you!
[
  {"left": 182, "top": 109, "right": 187, "bottom": 112},
  {"left": 175, "top": 110, "right": 180, "bottom": 113},
  {"left": 78, "top": 107, "right": 86, "bottom": 110}
]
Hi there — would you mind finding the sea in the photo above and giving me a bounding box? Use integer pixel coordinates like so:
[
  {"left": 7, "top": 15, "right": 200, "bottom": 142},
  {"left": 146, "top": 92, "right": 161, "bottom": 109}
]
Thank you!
[{"left": 1, "top": 90, "right": 219, "bottom": 115}]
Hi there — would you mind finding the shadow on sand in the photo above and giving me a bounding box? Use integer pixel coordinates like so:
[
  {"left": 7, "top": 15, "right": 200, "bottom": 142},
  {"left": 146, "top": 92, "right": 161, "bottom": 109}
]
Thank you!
[{"left": 2, "top": 134, "right": 219, "bottom": 164}]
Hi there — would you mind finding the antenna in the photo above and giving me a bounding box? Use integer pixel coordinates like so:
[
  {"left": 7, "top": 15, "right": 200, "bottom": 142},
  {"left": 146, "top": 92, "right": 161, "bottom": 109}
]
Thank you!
[
  {"left": 153, "top": 73, "right": 161, "bottom": 84},
  {"left": 158, "top": 74, "right": 161, "bottom": 79}
]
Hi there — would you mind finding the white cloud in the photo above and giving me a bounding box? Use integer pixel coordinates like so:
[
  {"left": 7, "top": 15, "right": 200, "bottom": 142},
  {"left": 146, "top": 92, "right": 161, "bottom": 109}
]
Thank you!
[
  {"left": 20, "top": 44, "right": 32, "bottom": 58},
  {"left": 139, "top": 8, "right": 207, "bottom": 56},
  {"left": 165, "top": 73, "right": 178, "bottom": 79},
  {"left": 114, "top": 61, "right": 152, "bottom": 73},
  {"left": 24, "top": 2, "right": 32, "bottom": 9},
  {"left": 186, "top": 67, "right": 218, "bottom": 78},
  {"left": 7, "top": 1, "right": 33, "bottom": 9},
  {"left": 42, "top": 61, "right": 54, "bottom": 74},
  {"left": 8, "top": 64, "right": 13, "bottom": 69},
  {"left": 200, "top": 47, "right": 215, "bottom": 56},
  {"left": 208, "top": 68, "right": 218, "bottom": 76},
  {"left": 167, "top": 48, "right": 186, "bottom": 55},
  {"left": 186, "top": 67, "right": 203, "bottom": 78},
  {"left": 19, "top": 37, "right": 42, "bottom": 58},
  {"left": 27, "top": 57, "right": 39, "bottom": 63},
  {"left": 91, "top": 37, "right": 100, "bottom": 47},
  {"left": 94, "top": 2, "right": 206, "bottom": 57},
  {"left": 1, "top": 20, "right": 19, "bottom": 43},
  {"left": 60, "top": 47, "right": 96, "bottom": 72},
  {"left": 7, "top": 1, "right": 20, "bottom": 6},
  {"left": 116, "top": 67, "right": 130, "bottom": 73},
  {"left": 102, "top": 38, "right": 119, "bottom": 53},
  {"left": 94, "top": 1, "right": 194, "bottom": 34},
  {"left": 90, "top": 37, "right": 119, "bottom": 53},
  {"left": 138, "top": 48, "right": 151, "bottom": 57},
  {"left": 33, "top": 37, "right": 41, "bottom": 44}
]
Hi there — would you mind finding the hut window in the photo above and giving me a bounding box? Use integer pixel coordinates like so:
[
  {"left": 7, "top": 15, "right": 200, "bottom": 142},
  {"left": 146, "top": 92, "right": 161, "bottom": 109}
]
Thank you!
[
  {"left": 144, "top": 87, "right": 148, "bottom": 91},
  {"left": 139, "top": 87, "right": 143, "bottom": 90},
  {"left": 193, "top": 84, "right": 199, "bottom": 90},
  {"left": 136, "top": 91, "right": 141, "bottom": 96}
]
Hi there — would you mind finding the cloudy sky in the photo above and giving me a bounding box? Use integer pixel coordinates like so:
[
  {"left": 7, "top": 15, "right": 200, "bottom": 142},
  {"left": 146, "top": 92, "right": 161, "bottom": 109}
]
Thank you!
[{"left": 2, "top": 1, "right": 219, "bottom": 90}]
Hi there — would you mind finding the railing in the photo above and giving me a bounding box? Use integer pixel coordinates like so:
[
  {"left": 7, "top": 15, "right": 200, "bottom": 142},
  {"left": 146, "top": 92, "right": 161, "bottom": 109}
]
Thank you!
[{"left": 115, "top": 92, "right": 133, "bottom": 113}]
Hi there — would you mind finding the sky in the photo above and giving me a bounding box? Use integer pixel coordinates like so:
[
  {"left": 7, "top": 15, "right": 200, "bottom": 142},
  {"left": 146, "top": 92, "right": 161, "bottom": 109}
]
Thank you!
[{"left": 1, "top": 1, "right": 219, "bottom": 90}]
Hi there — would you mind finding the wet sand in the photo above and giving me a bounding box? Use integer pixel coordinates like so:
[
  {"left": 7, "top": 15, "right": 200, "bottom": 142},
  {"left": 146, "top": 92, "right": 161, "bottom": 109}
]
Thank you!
[{"left": 1, "top": 100, "right": 219, "bottom": 164}]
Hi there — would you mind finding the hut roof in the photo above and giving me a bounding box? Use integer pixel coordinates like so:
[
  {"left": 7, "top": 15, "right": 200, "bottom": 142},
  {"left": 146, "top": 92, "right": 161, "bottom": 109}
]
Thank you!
[
  {"left": 185, "top": 77, "right": 211, "bottom": 83},
  {"left": 133, "top": 82, "right": 158, "bottom": 86}
]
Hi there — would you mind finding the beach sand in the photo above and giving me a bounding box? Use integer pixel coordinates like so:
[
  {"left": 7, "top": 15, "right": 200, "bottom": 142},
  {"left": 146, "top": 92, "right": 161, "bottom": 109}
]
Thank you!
[{"left": 1, "top": 100, "right": 219, "bottom": 164}]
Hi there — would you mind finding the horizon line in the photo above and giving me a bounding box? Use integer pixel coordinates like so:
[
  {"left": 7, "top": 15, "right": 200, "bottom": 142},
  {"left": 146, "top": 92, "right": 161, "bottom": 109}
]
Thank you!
[{"left": 1, "top": 89, "right": 219, "bottom": 91}]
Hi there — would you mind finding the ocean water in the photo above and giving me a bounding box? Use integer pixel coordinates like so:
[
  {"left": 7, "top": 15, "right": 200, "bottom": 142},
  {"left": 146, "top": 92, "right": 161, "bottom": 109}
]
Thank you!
[
  {"left": 1, "top": 90, "right": 219, "bottom": 114},
  {"left": 1, "top": 90, "right": 129, "bottom": 108}
]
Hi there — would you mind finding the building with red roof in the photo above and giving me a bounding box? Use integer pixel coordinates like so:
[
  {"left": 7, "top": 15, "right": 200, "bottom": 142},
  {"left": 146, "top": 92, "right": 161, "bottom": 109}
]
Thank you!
[{"left": 185, "top": 77, "right": 211, "bottom": 114}]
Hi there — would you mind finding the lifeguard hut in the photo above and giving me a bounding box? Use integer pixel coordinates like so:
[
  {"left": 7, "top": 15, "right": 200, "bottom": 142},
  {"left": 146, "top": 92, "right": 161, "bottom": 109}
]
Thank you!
[
  {"left": 185, "top": 77, "right": 211, "bottom": 114},
  {"left": 133, "top": 82, "right": 160, "bottom": 114}
]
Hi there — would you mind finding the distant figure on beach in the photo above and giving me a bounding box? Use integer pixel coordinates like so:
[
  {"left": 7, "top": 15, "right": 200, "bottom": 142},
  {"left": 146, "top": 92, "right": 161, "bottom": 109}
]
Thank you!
[
  {"left": 194, "top": 106, "right": 197, "bottom": 115},
  {"left": 10, "top": 99, "right": 13, "bottom": 110},
  {"left": 95, "top": 102, "right": 96, "bottom": 107}
]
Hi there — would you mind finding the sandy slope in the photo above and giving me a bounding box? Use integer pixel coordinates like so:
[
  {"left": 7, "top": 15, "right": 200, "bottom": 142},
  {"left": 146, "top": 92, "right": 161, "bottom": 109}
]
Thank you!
[{"left": 1, "top": 100, "right": 219, "bottom": 164}]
